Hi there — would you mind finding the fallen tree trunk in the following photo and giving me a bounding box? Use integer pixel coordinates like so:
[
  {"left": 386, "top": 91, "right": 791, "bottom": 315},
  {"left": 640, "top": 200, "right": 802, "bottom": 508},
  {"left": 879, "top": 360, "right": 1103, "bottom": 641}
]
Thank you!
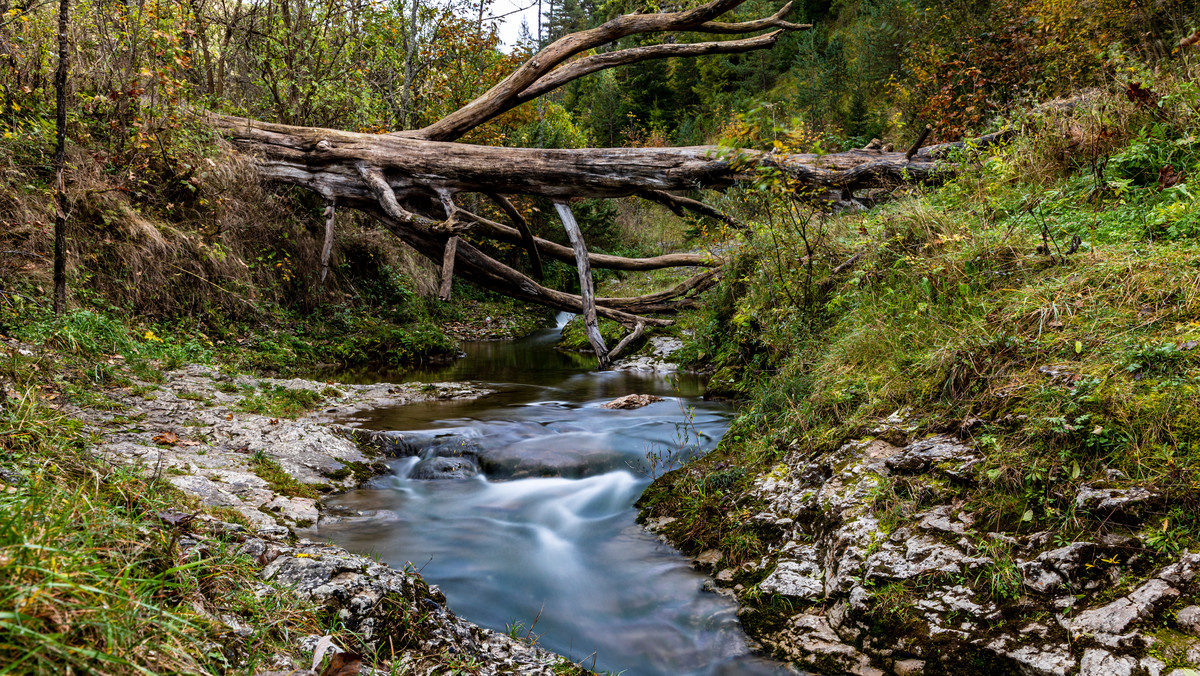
[{"left": 211, "top": 0, "right": 1013, "bottom": 348}]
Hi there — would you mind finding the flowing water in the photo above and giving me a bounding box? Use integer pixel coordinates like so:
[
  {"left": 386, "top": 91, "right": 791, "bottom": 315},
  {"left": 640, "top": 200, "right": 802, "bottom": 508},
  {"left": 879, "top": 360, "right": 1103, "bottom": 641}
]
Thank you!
[{"left": 318, "top": 315, "right": 795, "bottom": 676}]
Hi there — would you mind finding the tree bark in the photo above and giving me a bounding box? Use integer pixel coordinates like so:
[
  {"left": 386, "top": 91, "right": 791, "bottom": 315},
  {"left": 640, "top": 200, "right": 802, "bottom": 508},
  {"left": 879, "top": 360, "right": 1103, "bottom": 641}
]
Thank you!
[
  {"left": 320, "top": 202, "right": 336, "bottom": 282},
  {"left": 51, "top": 0, "right": 68, "bottom": 315},
  {"left": 555, "top": 201, "right": 608, "bottom": 368},
  {"left": 438, "top": 235, "right": 458, "bottom": 301}
]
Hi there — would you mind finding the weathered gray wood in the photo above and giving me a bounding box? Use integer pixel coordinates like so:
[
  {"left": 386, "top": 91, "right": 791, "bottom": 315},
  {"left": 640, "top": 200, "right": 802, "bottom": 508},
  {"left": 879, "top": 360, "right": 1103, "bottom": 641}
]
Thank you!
[
  {"left": 320, "top": 202, "right": 336, "bottom": 282},
  {"left": 555, "top": 201, "right": 608, "bottom": 368},
  {"left": 455, "top": 208, "right": 716, "bottom": 271},
  {"left": 215, "top": 116, "right": 1009, "bottom": 201},
  {"left": 607, "top": 321, "right": 645, "bottom": 363},
  {"left": 363, "top": 201, "right": 674, "bottom": 325},
  {"left": 439, "top": 236, "right": 458, "bottom": 301}
]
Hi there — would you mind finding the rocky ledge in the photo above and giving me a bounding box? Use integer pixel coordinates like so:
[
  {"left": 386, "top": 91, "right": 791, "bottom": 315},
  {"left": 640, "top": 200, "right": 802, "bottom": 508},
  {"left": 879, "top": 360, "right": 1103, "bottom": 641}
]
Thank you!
[
  {"left": 648, "top": 432, "right": 1200, "bottom": 676},
  {"left": 69, "top": 364, "right": 577, "bottom": 674}
]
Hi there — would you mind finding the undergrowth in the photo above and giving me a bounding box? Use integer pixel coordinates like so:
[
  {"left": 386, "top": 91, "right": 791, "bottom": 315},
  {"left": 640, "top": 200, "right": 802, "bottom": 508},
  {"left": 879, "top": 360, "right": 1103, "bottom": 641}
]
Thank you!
[{"left": 644, "top": 62, "right": 1200, "bottom": 571}]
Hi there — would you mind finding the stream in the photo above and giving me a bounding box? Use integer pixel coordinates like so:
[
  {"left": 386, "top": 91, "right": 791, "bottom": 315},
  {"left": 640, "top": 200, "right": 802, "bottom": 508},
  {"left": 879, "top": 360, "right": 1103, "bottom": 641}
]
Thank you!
[{"left": 318, "top": 315, "right": 795, "bottom": 676}]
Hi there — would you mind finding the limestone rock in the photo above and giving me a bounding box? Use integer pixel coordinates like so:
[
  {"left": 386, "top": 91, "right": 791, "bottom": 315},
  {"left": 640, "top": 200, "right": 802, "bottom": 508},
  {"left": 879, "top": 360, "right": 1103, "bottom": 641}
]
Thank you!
[
  {"left": 893, "top": 658, "right": 925, "bottom": 675},
  {"left": 263, "top": 496, "right": 319, "bottom": 525},
  {"left": 1018, "top": 542, "right": 1097, "bottom": 594},
  {"left": 1177, "top": 606, "right": 1200, "bottom": 636},
  {"left": 610, "top": 336, "right": 683, "bottom": 373},
  {"left": 884, "top": 434, "right": 977, "bottom": 476},
  {"left": 1075, "top": 484, "right": 1158, "bottom": 519},
  {"left": 1079, "top": 649, "right": 1138, "bottom": 676},
  {"left": 1071, "top": 578, "right": 1179, "bottom": 637},
  {"left": 759, "top": 560, "right": 824, "bottom": 599},
  {"left": 601, "top": 393, "right": 665, "bottom": 409}
]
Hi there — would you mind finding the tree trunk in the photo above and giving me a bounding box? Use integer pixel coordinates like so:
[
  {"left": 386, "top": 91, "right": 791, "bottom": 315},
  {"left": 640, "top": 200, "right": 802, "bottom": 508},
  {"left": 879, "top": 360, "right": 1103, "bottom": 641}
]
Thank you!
[
  {"left": 555, "top": 201, "right": 608, "bottom": 368},
  {"left": 51, "top": 0, "right": 68, "bottom": 315}
]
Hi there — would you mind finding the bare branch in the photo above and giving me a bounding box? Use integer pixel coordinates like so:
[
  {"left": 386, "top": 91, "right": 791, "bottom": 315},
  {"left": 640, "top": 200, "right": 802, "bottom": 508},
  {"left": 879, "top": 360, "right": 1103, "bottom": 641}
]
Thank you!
[
  {"left": 408, "top": 0, "right": 803, "bottom": 141},
  {"left": 556, "top": 201, "right": 610, "bottom": 368},
  {"left": 607, "top": 321, "right": 645, "bottom": 362},
  {"left": 517, "top": 32, "right": 786, "bottom": 103},
  {"left": 638, "top": 189, "right": 744, "bottom": 230},
  {"left": 454, "top": 208, "right": 719, "bottom": 271},
  {"left": 483, "top": 192, "right": 543, "bottom": 280},
  {"left": 696, "top": 1, "right": 811, "bottom": 33}
]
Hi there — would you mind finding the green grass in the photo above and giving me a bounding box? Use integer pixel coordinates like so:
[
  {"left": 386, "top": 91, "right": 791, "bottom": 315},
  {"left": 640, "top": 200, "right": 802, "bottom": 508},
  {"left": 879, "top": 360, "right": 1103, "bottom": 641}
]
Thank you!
[
  {"left": 248, "top": 452, "right": 319, "bottom": 499},
  {"left": 236, "top": 385, "right": 325, "bottom": 419},
  {"left": 0, "top": 391, "right": 324, "bottom": 674}
]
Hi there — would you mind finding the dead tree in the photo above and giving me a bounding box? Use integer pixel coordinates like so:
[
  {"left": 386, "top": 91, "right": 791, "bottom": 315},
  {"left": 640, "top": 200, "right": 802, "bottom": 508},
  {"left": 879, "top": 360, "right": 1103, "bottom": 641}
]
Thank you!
[{"left": 212, "top": 0, "right": 1009, "bottom": 363}]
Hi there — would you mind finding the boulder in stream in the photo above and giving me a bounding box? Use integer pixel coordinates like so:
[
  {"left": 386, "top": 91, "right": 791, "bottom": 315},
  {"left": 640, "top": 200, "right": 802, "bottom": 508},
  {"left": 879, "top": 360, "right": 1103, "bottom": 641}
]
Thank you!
[
  {"left": 602, "top": 394, "right": 664, "bottom": 410},
  {"left": 410, "top": 456, "right": 480, "bottom": 480}
]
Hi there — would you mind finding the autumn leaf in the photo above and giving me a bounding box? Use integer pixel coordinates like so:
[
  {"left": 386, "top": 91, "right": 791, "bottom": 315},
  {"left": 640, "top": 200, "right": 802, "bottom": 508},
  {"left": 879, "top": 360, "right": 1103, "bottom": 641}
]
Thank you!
[{"left": 153, "top": 431, "right": 179, "bottom": 445}]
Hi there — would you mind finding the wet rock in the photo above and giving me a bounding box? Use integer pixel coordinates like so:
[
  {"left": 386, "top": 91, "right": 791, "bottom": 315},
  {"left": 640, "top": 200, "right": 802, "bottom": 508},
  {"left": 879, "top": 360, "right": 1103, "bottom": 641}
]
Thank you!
[
  {"left": 692, "top": 549, "right": 721, "bottom": 570},
  {"left": 893, "top": 658, "right": 925, "bottom": 675},
  {"left": 601, "top": 393, "right": 665, "bottom": 409},
  {"left": 1075, "top": 484, "right": 1158, "bottom": 519},
  {"left": 477, "top": 445, "right": 625, "bottom": 479},
  {"left": 759, "top": 559, "right": 824, "bottom": 599},
  {"left": 409, "top": 456, "right": 479, "bottom": 480},
  {"left": 263, "top": 496, "right": 319, "bottom": 525}
]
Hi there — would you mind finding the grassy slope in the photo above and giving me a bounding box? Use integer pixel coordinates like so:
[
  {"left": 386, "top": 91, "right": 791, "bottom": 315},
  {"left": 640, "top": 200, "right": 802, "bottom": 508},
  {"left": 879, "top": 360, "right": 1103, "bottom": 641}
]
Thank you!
[{"left": 639, "top": 69, "right": 1200, "bottom": 646}]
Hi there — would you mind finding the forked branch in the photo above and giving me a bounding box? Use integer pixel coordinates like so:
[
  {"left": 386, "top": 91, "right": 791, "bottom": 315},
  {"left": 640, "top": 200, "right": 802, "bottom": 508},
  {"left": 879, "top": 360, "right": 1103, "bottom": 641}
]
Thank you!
[{"left": 409, "top": 0, "right": 809, "bottom": 141}]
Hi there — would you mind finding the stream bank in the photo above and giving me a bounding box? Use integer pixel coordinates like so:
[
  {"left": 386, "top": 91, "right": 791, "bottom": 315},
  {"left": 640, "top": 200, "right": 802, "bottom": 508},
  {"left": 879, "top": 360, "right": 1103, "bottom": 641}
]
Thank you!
[
  {"left": 641, "top": 424, "right": 1200, "bottom": 676},
  {"left": 65, "top": 362, "right": 584, "bottom": 675}
]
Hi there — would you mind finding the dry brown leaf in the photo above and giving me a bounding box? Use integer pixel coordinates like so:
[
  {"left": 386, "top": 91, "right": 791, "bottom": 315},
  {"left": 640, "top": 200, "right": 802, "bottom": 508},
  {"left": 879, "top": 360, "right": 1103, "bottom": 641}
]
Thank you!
[
  {"left": 153, "top": 431, "right": 179, "bottom": 445},
  {"left": 318, "top": 653, "right": 362, "bottom": 676}
]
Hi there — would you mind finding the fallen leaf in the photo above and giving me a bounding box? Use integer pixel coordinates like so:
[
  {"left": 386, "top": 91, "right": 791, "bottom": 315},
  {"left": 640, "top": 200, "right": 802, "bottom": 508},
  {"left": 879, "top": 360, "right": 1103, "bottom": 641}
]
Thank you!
[
  {"left": 311, "top": 635, "right": 336, "bottom": 670},
  {"left": 319, "top": 652, "right": 362, "bottom": 676},
  {"left": 1158, "top": 164, "right": 1182, "bottom": 191},
  {"left": 177, "top": 439, "right": 202, "bottom": 447},
  {"left": 1125, "top": 82, "right": 1159, "bottom": 108},
  {"left": 153, "top": 431, "right": 179, "bottom": 445}
]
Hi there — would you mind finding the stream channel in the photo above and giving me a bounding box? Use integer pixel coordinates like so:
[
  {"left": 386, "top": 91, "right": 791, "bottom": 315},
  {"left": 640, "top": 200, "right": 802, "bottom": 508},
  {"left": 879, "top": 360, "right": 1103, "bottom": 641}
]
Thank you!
[{"left": 319, "top": 315, "right": 795, "bottom": 676}]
